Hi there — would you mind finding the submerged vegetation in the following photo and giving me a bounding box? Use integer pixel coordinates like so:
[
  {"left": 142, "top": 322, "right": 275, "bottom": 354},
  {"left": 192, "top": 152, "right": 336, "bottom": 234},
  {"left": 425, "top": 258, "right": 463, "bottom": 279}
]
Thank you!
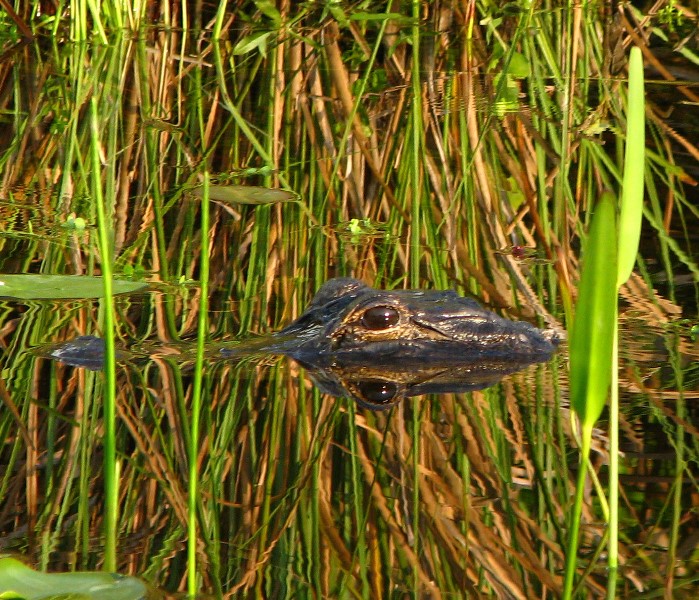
[{"left": 0, "top": 1, "right": 697, "bottom": 598}]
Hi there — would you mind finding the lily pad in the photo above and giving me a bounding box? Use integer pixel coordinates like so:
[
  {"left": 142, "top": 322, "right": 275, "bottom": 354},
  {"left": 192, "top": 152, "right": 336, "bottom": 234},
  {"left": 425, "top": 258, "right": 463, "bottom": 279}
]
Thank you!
[
  {"left": 0, "top": 557, "right": 150, "bottom": 600},
  {"left": 192, "top": 184, "right": 297, "bottom": 206},
  {"left": 0, "top": 275, "right": 147, "bottom": 300}
]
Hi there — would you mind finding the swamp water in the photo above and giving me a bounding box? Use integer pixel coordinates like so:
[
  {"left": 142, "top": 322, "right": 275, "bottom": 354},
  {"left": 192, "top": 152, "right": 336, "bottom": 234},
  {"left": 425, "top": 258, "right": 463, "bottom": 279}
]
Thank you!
[{"left": 1, "top": 6, "right": 698, "bottom": 599}]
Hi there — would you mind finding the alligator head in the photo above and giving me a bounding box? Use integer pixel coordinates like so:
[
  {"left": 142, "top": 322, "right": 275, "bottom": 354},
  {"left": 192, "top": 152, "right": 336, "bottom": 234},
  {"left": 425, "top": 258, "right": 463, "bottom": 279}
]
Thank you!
[{"left": 266, "top": 278, "right": 559, "bottom": 364}]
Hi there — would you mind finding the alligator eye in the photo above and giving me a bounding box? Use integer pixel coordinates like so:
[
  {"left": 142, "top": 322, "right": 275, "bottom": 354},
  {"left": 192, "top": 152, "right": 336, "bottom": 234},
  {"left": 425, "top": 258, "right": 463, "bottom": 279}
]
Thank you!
[
  {"left": 356, "top": 380, "right": 399, "bottom": 407},
  {"left": 361, "top": 306, "right": 400, "bottom": 330}
]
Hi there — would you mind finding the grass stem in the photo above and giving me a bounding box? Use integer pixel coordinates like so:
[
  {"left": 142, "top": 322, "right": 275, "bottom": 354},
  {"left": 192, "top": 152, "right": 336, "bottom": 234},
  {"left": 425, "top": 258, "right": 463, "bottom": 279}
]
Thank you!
[{"left": 89, "top": 97, "right": 118, "bottom": 572}]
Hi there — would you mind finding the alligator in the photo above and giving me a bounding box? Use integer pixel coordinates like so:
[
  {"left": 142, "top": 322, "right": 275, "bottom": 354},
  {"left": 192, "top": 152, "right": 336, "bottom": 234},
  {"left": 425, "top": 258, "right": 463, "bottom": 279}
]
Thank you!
[{"left": 41, "top": 277, "right": 560, "bottom": 409}]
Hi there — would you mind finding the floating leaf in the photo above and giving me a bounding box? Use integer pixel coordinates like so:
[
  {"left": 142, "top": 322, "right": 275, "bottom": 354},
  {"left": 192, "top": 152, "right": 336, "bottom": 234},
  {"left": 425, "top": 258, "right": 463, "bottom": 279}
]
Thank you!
[
  {"left": 0, "top": 274, "right": 147, "bottom": 300},
  {"left": 193, "top": 184, "right": 297, "bottom": 206},
  {"left": 335, "top": 218, "right": 390, "bottom": 244},
  {"left": 61, "top": 214, "right": 89, "bottom": 230},
  {"left": 0, "top": 557, "right": 150, "bottom": 600}
]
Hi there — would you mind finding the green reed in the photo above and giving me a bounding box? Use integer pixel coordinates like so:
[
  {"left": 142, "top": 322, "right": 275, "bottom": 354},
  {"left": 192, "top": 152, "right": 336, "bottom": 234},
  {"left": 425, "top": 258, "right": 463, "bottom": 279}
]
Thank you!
[
  {"left": 89, "top": 97, "right": 118, "bottom": 572},
  {"left": 609, "top": 45, "right": 646, "bottom": 597},
  {"left": 564, "top": 46, "right": 646, "bottom": 599}
]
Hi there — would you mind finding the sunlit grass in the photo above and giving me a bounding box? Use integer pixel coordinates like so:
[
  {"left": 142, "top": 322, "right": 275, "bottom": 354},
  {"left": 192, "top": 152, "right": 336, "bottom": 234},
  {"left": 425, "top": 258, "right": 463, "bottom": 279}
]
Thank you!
[{"left": 89, "top": 96, "right": 118, "bottom": 572}]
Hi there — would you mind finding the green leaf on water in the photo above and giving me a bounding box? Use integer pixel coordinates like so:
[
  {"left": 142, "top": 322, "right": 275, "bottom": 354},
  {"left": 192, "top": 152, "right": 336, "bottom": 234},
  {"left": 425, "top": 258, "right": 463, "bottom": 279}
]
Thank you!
[
  {"left": 0, "top": 557, "right": 149, "bottom": 600},
  {"left": 0, "top": 275, "right": 147, "bottom": 300},
  {"left": 61, "top": 214, "right": 88, "bottom": 230},
  {"left": 193, "top": 184, "right": 297, "bottom": 206},
  {"left": 569, "top": 192, "right": 618, "bottom": 426}
]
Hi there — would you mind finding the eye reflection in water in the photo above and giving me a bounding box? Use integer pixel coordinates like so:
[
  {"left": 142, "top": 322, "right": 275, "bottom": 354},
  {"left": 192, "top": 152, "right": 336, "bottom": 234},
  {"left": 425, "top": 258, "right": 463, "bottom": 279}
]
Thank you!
[{"left": 289, "top": 353, "right": 551, "bottom": 411}]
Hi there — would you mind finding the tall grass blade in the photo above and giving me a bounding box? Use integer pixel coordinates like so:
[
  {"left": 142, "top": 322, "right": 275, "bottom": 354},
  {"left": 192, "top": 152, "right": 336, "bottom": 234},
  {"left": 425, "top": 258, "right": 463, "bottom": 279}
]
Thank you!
[
  {"left": 186, "top": 50, "right": 213, "bottom": 591},
  {"left": 564, "top": 192, "right": 618, "bottom": 598},
  {"left": 609, "top": 45, "right": 646, "bottom": 597},
  {"left": 617, "top": 46, "right": 646, "bottom": 288},
  {"left": 187, "top": 173, "right": 209, "bottom": 597},
  {"left": 409, "top": 0, "right": 424, "bottom": 287},
  {"left": 89, "top": 97, "right": 118, "bottom": 572}
]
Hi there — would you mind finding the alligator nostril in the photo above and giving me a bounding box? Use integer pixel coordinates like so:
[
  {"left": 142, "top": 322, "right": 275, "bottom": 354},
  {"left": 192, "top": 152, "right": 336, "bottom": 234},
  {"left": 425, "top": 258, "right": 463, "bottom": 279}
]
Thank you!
[{"left": 361, "top": 306, "right": 400, "bottom": 330}]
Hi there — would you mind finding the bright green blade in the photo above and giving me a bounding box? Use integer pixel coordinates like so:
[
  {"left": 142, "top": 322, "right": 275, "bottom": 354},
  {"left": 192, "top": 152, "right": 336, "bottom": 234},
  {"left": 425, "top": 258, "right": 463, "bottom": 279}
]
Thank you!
[
  {"left": 569, "top": 192, "right": 618, "bottom": 425},
  {"left": 617, "top": 46, "right": 645, "bottom": 287}
]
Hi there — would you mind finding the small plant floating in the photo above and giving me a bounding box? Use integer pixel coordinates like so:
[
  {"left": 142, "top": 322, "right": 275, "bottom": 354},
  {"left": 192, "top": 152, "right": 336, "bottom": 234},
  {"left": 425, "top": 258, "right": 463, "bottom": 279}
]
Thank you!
[
  {"left": 192, "top": 184, "right": 297, "bottom": 206},
  {"left": 0, "top": 274, "right": 147, "bottom": 300},
  {"left": 61, "top": 213, "right": 89, "bottom": 231},
  {"left": 336, "top": 218, "right": 390, "bottom": 243}
]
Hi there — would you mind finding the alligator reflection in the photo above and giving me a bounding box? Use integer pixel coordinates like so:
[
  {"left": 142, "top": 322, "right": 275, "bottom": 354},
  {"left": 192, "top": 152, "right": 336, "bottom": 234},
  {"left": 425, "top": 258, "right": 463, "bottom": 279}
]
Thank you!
[
  {"left": 287, "top": 355, "right": 552, "bottom": 410},
  {"left": 39, "top": 278, "right": 560, "bottom": 410}
]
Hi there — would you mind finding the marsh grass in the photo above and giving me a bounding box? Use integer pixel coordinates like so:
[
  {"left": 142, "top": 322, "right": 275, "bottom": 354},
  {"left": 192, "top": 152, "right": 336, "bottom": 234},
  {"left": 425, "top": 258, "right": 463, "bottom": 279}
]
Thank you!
[
  {"left": 89, "top": 96, "right": 118, "bottom": 573},
  {"left": 0, "top": 2, "right": 697, "bottom": 598}
]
